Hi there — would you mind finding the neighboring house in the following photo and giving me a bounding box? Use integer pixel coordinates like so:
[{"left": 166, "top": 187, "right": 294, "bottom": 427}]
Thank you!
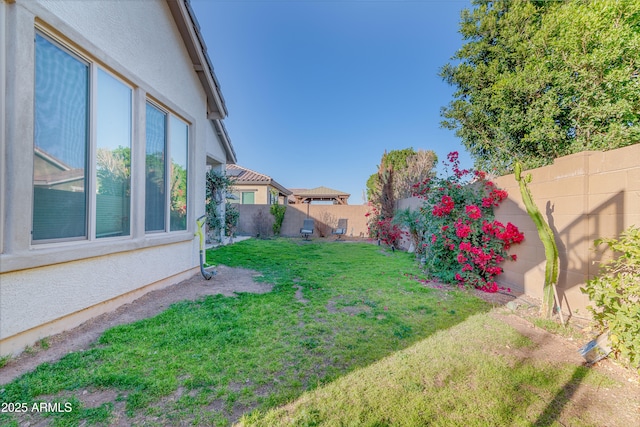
[
  {"left": 290, "top": 187, "right": 350, "bottom": 205},
  {"left": 226, "top": 164, "right": 291, "bottom": 205},
  {"left": 0, "top": 0, "right": 236, "bottom": 356}
]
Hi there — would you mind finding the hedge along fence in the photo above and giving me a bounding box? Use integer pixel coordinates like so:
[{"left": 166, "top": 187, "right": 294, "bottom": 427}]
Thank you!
[
  {"left": 235, "top": 204, "right": 372, "bottom": 239},
  {"left": 397, "top": 144, "right": 640, "bottom": 318}
]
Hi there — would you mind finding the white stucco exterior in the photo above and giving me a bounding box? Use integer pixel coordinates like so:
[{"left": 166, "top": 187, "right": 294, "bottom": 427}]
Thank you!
[{"left": 0, "top": 0, "right": 236, "bottom": 355}]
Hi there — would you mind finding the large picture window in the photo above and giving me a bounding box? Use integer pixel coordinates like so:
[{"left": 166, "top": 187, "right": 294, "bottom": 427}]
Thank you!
[
  {"left": 34, "top": 32, "right": 190, "bottom": 243},
  {"left": 33, "top": 33, "right": 132, "bottom": 242}
]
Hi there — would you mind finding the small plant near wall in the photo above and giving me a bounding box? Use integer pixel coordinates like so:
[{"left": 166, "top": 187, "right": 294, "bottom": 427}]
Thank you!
[
  {"left": 205, "top": 169, "right": 234, "bottom": 241},
  {"left": 224, "top": 202, "right": 239, "bottom": 239},
  {"left": 581, "top": 225, "right": 640, "bottom": 370},
  {"left": 366, "top": 203, "right": 403, "bottom": 249},
  {"left": 315, "top": 211, "right": 338, "bottom": 238},
  {"left": 270, "top": 204, "right": 286, "bottom": 236},
  {"left": 393, "top": 208, "right": 427, "bottom": 255},
  {"left": 253, "top": 210, "right": 271, "bottom": 239},
  {"left": 413, "top": 152, "right": 524, "bottom": 292}
]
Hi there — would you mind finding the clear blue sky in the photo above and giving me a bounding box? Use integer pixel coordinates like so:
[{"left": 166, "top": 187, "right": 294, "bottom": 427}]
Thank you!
[{"left": 190, "top": 0, "right": 474, "bottom": 204}]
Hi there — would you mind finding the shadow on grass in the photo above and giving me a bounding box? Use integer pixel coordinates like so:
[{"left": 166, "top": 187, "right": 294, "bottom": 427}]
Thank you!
[{"left": 532, "top": 365, "right": 589, "bottom": 427}]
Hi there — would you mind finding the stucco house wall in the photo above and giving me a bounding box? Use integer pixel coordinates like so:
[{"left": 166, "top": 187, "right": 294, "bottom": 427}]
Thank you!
[
  {"left": 232, "top": 184, "right": 270, "bottom": 204},
  {"left": 0, "top": 0, "right": 235, "bottom": 355},
  {"left": 231, "top": 184, "right": 290, "bottom": 205}
]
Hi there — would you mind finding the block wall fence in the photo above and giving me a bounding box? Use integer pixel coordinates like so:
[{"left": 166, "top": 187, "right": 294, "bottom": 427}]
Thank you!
[
  {"left": 399, "top": 144, "right": 640, "bottom": 318},
  {"left": 235, "top": 204, "right": 372, "bottom": 239}
]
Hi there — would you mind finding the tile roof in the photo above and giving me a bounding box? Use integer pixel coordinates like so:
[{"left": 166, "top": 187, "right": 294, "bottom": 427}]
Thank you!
[
  {"left": 226, "top": 164, "right": 269, "bottom": 182},
  {"left": 292, "top": 186, "right": 350, "bottom": 196},
  {"left": 226, "top": 164, "right": 292, "bottom": 195}
]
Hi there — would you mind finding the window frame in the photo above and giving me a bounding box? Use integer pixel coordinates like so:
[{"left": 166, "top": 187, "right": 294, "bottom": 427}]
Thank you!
[
  {"left": 144, "top": 99, "right": 190, "bottom": 234},
  {"left": 1, "top": 17, "right": 204, "bottom": 272},
  {"left": 33, "top": 31, "right": 91, "bottom": 243},
  {"left": 241, "top": 191, "right": 255, "bottom": 205}
]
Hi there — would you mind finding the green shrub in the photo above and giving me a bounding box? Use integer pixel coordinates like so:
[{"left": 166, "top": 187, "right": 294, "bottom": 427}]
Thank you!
[
  {"left": 270, "top": 204, "right": 286, "bottom": 236},
  {"left": 225, "top": 202, "right": 239, "bottom": 237},
  {"left": 412, "top": 152, "right": 523, "bottom": 292},
  {"left": 393, "top": 208, "right": 427, "bottom": 255},
  {"left": 581, "top": 225, "right": 640, "bottom": 369}
]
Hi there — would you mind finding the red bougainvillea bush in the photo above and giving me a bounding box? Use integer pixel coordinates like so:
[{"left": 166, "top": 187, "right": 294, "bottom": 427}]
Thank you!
[
  {"left": 413, "top": 152, "right": 524, "bottom": 292},
  {"left": 366, "top": 203, "right": 404, "bottom": 249}
]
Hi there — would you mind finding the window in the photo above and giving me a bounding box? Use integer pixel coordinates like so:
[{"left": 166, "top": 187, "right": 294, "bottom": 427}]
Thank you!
[
  {"left": 145, "top": 103, "right": 189, "bottom": 232},
  {"left": 229, "top": 191, "right": 241, "bottom": 204},
  {"left": 145, "top": 104, "right": 166, "bottom": 232},
  {"left": 96, "top": 70, "right": 132, "bottom": 238},
  {"left": 241, "top": 192, "right": 255, "bottom": 204},
  {"left": 34, "top": 33, "right": 89, "bottom": 241},
  {"left": 33, "top": 32, "right": 190, "bottom": 243},
  {"left": 169, "top": 116, "right": 188, "bottom": 231},
  {"left": 33, "top": 33, "right": 132, "bottom": 242}
]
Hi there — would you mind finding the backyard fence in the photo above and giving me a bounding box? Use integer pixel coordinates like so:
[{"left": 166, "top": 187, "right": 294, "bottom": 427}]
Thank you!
[{"left": 235, "top": 203, "right": 372, "bottom": 239}]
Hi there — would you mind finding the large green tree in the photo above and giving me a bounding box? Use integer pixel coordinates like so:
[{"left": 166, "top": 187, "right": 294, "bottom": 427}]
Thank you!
[{"left": 441, "top": 0, "right": 640, "bottom": 174}]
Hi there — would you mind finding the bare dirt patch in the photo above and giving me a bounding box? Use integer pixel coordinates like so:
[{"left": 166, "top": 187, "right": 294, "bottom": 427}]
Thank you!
[
  {"left": 489, "top": 310, "right": 640, "bottom": 427},
  {"left": 326, "top": 297, "right": 373, "bottom": 316},
  {"left": 292, "top": 278, "right": 309, "bottom": 304}
]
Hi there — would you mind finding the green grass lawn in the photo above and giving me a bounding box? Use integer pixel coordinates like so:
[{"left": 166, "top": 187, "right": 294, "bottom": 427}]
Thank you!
[
  {"left": 240, "top": 312, "right": 609, "bottom": 427},
  {"left": 0, "top": 239, "right": 613, "bottom": 426}
]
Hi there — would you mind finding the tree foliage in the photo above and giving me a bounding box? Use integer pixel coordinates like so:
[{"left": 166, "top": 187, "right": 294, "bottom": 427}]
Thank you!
[
  {"left": 97, "top": 146, "right": 130, "bottom": 196},
  {"left": 366, "top": 148, "right": 437, "bottom": 201},
  {"left": 441, "top": 0, "right": 640, "bottom": 174},
  {"left": 375, "top": 162, "right": 395, "bottom": 220},
  {"left": 367, "top": 156, "right": 402, "bottom": 248},
  {"left": 394, "top": 149, "right": 438, "bottom": 200}
]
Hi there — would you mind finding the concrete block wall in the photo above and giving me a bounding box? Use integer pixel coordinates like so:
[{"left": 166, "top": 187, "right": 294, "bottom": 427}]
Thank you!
[{"left": 493, "top": 145, "right": 639, "bottom": 318}]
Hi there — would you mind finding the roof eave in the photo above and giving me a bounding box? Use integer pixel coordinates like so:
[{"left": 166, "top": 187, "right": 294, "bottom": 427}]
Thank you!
[
  {"left": 271, "top": 181, "right": 293, "bottom": 196},
  {"left": 167, "top": 0, "right": 227, "bottom": 119},
  {"left": 214, "top": 120, "right": 237, "bottom": 164}
]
